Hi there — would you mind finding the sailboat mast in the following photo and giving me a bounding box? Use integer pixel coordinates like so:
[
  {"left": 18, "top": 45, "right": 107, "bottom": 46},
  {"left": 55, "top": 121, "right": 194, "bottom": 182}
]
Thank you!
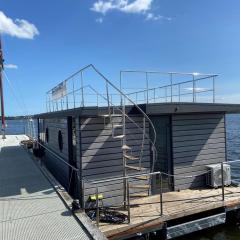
[{"left": 0, "top": 36, "right": 6, "bottom": 139}]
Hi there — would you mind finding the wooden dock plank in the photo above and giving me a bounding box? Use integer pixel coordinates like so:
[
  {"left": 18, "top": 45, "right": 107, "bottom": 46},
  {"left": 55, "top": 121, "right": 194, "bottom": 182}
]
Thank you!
[{"left": 97, "top": 186, "right": 240, "bottom": 239}]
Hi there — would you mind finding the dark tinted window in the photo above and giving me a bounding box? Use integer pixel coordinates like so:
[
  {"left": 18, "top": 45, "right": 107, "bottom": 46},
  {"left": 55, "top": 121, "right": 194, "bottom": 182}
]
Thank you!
[
  {"left": 45, "top": 128, "right": 49, "bottom": 143},
  {"left": 58, "top": 130, "right": 63, "bottom": 152}
]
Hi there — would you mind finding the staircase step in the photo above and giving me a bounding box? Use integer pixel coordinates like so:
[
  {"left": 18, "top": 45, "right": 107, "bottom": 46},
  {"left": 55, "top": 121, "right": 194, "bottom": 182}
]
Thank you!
[
  {"left": 123, "top": 154, "right": 139, "bottom": 160},
  {"left": 113, "top": 134, "right": 125, "bottom": 139},
  {"left": 129, "top": 184, "right": 150, "bottom": 189},
  {"left": 101, "top": 114, "right": 122, "bottom": 118},
  {"left": 122, "top": 145, "right": 131, "bottom": 150},
  {"left": 113, "top": 124, "right": 123, "bottom": 128},
  {"left": 125, "top": 165, "right": 146, "bottom": 171},
  {"left": 132, "top": 175, "right": 150, "bottom": 180},
  {"left": 130, "top": 192, "right": 149, "bottom": 198}
]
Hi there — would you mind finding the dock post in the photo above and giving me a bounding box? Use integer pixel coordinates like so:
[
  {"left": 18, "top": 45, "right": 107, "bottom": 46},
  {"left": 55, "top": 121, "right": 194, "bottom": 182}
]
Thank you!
[
  {"left": 96, "top": 187, "right": 100, "bottom": 227},
  {"left": 127, "top": 179, "right": 131, "bottom": 223},
  {"left": 221, "top": 162, "right": 225, "bottom": 201},
  {"left": 160, "top": 172, "right": 163, "bottom": 216}
]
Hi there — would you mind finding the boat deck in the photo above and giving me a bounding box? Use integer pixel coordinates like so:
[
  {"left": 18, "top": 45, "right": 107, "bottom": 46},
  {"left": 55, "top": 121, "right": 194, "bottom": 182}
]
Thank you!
[
  {"left": 100, "top": 186, "right": 240, "bottom": 239},
  {"left": 0, "top": 135, "right": 92, "bottom": 240}
]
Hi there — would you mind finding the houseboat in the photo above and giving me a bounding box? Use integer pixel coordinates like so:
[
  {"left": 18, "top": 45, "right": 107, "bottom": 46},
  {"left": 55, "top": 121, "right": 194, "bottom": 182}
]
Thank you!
[{"left": 34, "top": 64, "right": 240, "bottom": 239}]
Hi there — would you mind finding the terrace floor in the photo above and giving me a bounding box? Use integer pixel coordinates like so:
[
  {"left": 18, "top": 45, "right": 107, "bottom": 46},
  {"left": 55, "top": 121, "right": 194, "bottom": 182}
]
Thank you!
[{"left": 99, "top": 186, "right": 240, "bottom": 239}]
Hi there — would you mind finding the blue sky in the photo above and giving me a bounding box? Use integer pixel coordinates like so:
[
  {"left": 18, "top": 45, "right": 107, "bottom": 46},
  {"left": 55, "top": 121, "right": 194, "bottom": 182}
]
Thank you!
[{"left": 1, "top": 0, "right": 240, "bottom": 115}]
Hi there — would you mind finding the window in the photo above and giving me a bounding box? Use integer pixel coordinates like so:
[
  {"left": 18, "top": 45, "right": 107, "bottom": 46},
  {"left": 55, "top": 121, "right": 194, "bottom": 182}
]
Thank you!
[
  {"left": 58, "top": 130, "right": 63, "bottom": 152},
  {"left": 45, "top": 127, "right": 49, "bottom": 143}
]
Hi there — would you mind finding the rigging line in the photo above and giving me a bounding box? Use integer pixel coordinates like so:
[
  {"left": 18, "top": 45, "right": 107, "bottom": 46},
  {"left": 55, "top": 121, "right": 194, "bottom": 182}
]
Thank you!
[
  {"left": 3, "top": 70, "right": 29, "bottom": 115},
  {"left": 5, "top": 69, "right": 29, "bottom": 116}
]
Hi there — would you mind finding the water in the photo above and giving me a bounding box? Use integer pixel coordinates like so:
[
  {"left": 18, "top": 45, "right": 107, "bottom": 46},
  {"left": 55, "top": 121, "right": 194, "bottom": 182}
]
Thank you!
[
  {"left": 3, "top": 119, "right": 37, "bottom": 138},
  {"left": 4, "top": 115, "right": 240, "bottom": 239}
]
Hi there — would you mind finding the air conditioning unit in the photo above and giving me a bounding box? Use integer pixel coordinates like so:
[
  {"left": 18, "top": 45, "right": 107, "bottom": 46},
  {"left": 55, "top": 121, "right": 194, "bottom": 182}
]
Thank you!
[{"left": 206, "top": 163, "right": 231, "bottom": 188}]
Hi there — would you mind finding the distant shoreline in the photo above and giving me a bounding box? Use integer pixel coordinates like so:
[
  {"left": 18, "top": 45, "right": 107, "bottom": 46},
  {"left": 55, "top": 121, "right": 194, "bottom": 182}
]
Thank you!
[{"left": 1, "top": 116, "right": 26, "bottom": 120}]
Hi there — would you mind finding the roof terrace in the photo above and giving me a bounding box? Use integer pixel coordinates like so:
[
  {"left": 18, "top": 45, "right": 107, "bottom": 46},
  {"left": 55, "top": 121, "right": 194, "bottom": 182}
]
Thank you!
[{"left": 46, "top": 64, "right": 218, "bottom": 112}]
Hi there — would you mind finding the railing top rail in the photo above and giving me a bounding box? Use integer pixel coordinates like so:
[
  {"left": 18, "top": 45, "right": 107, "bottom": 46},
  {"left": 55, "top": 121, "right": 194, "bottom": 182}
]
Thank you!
[
  {"left": 126, "top": 75, "right": 215, "bottom": 96},
  {"left": 120, "top": 69, "right": 219, "bottom": 77},
  {"left": 46, "top": 64, "right": 92, "bottom": 94}
]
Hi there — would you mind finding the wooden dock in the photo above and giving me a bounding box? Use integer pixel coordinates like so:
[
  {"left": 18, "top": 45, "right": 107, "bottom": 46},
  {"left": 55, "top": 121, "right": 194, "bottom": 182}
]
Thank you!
[{"left": 99, "top": 186, "right": 240, "bottom": 239}]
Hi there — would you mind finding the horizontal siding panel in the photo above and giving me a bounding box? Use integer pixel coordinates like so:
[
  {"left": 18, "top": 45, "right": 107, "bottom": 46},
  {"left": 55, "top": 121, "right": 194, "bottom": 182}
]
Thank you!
[
  {"left": 83, "top": 162, "right": 150, "bottom": 177},
  {"left": 174, "top": 157, "right": 226, "bottom": 169},
  {"left": 172, "top": 122, "right": 224, "bottom": 132},
  {"left": 81, "top": 121, "right": 149, "bottom": 131},
  {"left": 175, "top": 179, "right": 207, "bottom": 190},
  {"left": 172, "top": 117, "right": 224, "bottom": 126},
  {"left": 82, "top": 156, "right": 150, "bottom": 170},
  {"left": 81, "top": 127, "right": 148, "bottom": 138},
  {"left": 81, "top": 133, "right": 146, "bottom": 144},
  {"left": 173, "top": 137, "right": 225, "bottom": 148},
  {"left": 84, "top": 178, "right": 147, "bottom": 190},
  {"left": 82, "top": 144, "right": 149, "bottom": 157},
  {"left": 173, "top": 147, "right": 225, "bottom": 159},
  {"left": 173, "top": 132, "right": 225, "bottom": 142},
  {"left": 81, "top": 139, "right": 148, "bottom": 151},
  {"left": 173, "top": 142, "right": 225, "bottom": 154},
  {"left": 172, "top": 113, "right": 224, "bottom": 121},
  {"left": 175, "top": 175, "right": 206, "bottom": 186},
  {"left": 172, "top": 126, "right": 225, "bottom": 137},
  {"left": 174, "top": 166, "right": 211, "bottom": 175},
  {"left": 173, "top": 151, "right": 225, "bottom": 164},
  {"left": 81, "top": 116, "right": 146, "bottom": 125},
  {"left": 172, "top": 113, "right": 226, "bottom": 191}
]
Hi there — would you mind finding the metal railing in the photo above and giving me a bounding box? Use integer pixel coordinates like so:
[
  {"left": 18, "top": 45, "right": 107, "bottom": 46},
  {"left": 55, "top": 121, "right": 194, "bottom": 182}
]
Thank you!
[
  {"left": 46, "top": 66, "right": 218, "bottom": 112},
  {"left": 28, "top": 138, "right": 240, "bottom": 228},
  {"left": 85, "top": 158, "right": 240, "bottom": 227},
  {"left": 120, "top": 70, "right": 218, "bottom": 104}
]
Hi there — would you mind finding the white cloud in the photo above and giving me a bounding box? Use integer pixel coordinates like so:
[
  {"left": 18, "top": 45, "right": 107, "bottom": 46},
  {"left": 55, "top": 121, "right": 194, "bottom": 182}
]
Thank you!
[
  {"left": 91, "top": 0, "right": 152, "bottom": 15},
  {"left": 91, "top": 0, "right": 172, "bottom": 22},
  {"left": 4, "top": 64, "right": 18, "bottom": 69},
  {"left": 185, "top": 87, "right": 208, "bottom": 92},
  {"left": 146, "top": 13, "right": 172, "bottom": 21},
  {"left": 0, "top": 11, "right": 39, "bottom": 39},
  {"left": 121, "top": 0, "right": 152, "bottom": 13},
  {"left": 96, "top": 18, "right": 104, "bottom": 23}
]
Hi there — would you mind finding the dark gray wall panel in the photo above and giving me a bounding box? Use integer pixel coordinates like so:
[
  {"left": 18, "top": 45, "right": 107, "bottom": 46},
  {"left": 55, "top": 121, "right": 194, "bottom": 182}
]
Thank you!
[
  {"left": 172, "top": 113, "right": 226, "bottom": 191},
  {"left": 81, "top": 116, "right": 151, "bottom": 207}
]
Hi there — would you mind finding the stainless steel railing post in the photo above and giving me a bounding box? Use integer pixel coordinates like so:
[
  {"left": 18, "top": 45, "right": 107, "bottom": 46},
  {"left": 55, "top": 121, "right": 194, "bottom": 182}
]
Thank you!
[
  {"left": 178, "top": 84, "right": 180, "bottom": 102},
  {"left": 81, "top": 71, "right": 84, "bottom": 107},
  {"left": 127, "top": 179, "right": 131, "bottom": 223},
  {"left": 96, "top": 187, "right": 100, "bottom": 227},
  {"left": 81, "top": 179, "right": 85, "bottom": 210},
  {"left": 170, "top": 73, "right": 173, "bottom": 102},
  {"left": 72, "top": 79, "right": 76, "bottom": 109},
  {"left": 192, "top": 75, "right": 195, "bottom": 102},
  {"left": 221, "top": 162, "right": 225, "bottom": 201},
  {"left": 160, "top": 172, "right": 163, "bottom": 216},
  {"left": 213, "top": 76, "right": 215, "bottom": 103},
  {"left": 146, "top": 72, "right": 149, "bottom": 104}
]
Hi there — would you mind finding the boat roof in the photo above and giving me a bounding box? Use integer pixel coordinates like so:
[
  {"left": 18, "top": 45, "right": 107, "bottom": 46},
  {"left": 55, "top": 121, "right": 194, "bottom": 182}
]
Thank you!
[{"left": 35, "top": 102, "right": 240, "bottom": 119}]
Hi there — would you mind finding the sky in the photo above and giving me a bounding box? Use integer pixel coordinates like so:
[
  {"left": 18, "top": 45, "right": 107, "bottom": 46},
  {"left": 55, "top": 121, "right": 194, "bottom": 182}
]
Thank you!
[{"left": 1, "top": 0, "right": 240, "bottom": 116}]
